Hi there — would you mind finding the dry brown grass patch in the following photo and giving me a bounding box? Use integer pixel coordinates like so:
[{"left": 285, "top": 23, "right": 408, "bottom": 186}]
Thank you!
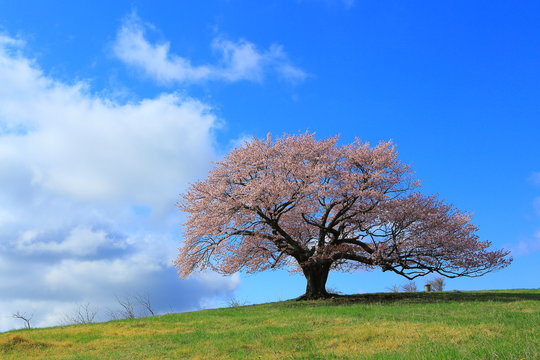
[{"left": 0, "top": 335, "right": 50, "bottom": 352}]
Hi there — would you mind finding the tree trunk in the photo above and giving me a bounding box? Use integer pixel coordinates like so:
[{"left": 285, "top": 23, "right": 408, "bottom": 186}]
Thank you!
[{"left": 297, "top": 261, "right": 332, "bottom": 300}]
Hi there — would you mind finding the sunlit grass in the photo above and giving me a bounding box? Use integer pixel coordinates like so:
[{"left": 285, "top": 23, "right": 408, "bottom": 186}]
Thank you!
[{"left": 1, "top": 289, "right": 539, "bottom": 359}]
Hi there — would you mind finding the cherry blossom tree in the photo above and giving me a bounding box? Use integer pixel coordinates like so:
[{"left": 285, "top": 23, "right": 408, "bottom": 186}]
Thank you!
[{"left": 175, "top": 134, "right": 511, "bottom": 299}]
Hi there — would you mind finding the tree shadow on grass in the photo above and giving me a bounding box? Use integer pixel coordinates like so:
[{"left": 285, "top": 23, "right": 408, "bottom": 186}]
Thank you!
[{"left": 283, "top": 289, "right": 540, "bottom": 307}]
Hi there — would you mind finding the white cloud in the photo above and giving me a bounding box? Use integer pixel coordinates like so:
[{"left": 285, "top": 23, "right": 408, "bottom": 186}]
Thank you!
[
  {"left": 227, "top": 133, "right": 255, "bottom": 151},
  {"left": 192, "top": 272, "right": 241, "bottom": 293},
  {"left": 0, "top": 40, "right": 216, "bottom": 210},
  {"left": 0, "top": 34, "right": 239, "bottom": 332},
  {"left": 43, "top": 257, "right": 159, "bottom": 293},
  {"left": 112, "top": 14, "right": 307, "bottom": 84},
  {"left": 14, "top": 227, "right": 121, "bottom": 256}
]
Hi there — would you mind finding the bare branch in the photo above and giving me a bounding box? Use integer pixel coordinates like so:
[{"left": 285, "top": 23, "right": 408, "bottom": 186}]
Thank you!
[
  {"left": 12, "top": 311, "right": 33, "bottom": 329},
  {"left": 134, "top": 293, "right": 155, "bottom": 317},
  {"left": 62, "top": 303, "right": 98, "bottom": 325},
  {"left": 113, "top": 295, "right": 136, "bottom": 319}
]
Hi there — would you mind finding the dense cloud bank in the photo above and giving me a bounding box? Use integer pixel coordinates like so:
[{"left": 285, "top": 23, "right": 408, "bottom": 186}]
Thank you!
[{"left": 0, "top": 34, "right": 238, "bottom": 331}]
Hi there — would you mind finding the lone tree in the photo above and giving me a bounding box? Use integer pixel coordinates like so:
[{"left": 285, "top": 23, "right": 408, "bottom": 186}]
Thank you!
[{"left": 175, "top": 134, "right": 511, "bottom": 299}]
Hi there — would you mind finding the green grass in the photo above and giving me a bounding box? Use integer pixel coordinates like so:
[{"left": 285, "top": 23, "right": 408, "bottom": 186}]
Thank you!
[{"left": 1, "top": 289, "right": 539, "bottom": 359}]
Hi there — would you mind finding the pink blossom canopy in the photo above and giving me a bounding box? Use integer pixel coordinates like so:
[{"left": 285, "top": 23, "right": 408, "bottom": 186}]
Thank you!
[{"left": 175, "top": 133, "right": 511, "bottom": 281}]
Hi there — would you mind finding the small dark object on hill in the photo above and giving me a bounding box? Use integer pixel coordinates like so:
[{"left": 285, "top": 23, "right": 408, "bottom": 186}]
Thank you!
[{"left": 427, "top": 277, "right": 446, "bottom": 291}]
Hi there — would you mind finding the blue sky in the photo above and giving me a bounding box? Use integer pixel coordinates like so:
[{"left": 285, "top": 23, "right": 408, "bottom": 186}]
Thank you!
[{"left": 0, "top": 1, "right": 539, "bottom": 331}]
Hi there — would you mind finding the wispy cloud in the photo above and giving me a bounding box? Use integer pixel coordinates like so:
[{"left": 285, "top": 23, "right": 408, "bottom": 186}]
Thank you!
[
  {"left": 520, "top": 172, "right": 540, "bottom": 256},
  {"left": 530, "top": 172, "right": 540, "bottom": 215},
  {"left": 112, "top": 14, "right": 307, "bottom": 85},
  {"left": 529, "top": 172, "right": 540, "bottom": 186},
  {"left": 511, "top": 232, "right": 540, "bottom": 256},
  {"left": 534, "top": 197, "right": 540, "bottom": 216},
  {"left": 0, "top": 34, "right": 238, "bottom": 331}
]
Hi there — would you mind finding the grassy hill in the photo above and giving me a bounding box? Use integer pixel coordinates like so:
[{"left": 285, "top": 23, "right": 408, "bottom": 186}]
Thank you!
[{"left": 1, "top": 289, "right": 539, "bottom": 359}]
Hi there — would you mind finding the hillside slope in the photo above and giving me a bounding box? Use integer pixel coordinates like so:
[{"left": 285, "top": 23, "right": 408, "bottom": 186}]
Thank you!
[{"left": 1, "top": 289, "right": 539, "bottom": 359}]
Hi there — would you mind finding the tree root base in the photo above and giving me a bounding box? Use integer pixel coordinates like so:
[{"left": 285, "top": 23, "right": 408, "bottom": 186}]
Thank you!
[{"left": 295, "top": 292, "right": 341, "bottom": 301}]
